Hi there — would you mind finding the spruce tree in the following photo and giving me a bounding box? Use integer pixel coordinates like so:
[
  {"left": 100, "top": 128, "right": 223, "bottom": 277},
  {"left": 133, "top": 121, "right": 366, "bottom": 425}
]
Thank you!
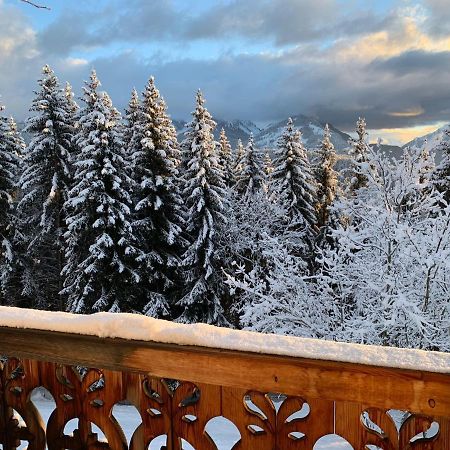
[
  {"left": 18, "top": 65, "right": 75, "bottom": 310},
  {"left": 235, "top": 134, "right": 265, "bottom": 196},
  {"left": 64, "top": 82, "right": 79, "bottom": 115},
  {"left": 432, "top": 128, "right": 450, "bottom": 203},
  {"left": 347, "top": 117, "right": 369, "bottom": 194},
  {"left": 0, "top": 106, "right": 22, "bottom": 304},
  {"left": 177, "top": 91, "right": 228, "bottom": 325},
  {"left": 217, "top": 128, "right": 234, "bottom": 186},
  {"left": 124, "top": 88, "right": 141, "bottom": 169},
  {"left": 233, "top": 138, "right": 245, "bottom": 182},
  {"left": 62, "top": 71, "right": 139, "bottom": 314},
  {"left": 129, "top": 77, "right": 186, "bottom": 318},
  {"left": 315, "top": 124, "right": 338, "bottom": 229},
  {"left": 263, "top": 152, "right": 274, "bottom": 177},
  {"left": 272, "top": 118, "right": 317, "bottom": 227}
]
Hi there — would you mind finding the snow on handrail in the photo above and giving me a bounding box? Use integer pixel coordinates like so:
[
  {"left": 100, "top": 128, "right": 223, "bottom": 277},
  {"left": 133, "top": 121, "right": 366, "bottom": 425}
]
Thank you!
[{"left": 0, "top": 305, "right": 449, "bottom": 374}]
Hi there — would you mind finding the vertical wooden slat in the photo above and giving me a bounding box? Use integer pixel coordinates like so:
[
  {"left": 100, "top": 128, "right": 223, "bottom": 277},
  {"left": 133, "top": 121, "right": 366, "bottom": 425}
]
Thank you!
[{"left": 0, "top": 358, "right": 8, "bottom": 450}]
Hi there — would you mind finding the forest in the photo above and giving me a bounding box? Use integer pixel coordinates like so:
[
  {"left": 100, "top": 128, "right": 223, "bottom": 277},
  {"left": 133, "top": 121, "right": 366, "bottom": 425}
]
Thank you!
[{"left": 0, "top": 65, "right": 449, "bottom": 352}]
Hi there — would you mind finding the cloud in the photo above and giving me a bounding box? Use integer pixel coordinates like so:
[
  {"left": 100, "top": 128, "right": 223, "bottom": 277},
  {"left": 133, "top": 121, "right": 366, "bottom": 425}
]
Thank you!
[
  {"left": 183, "top": 0, "right": 396, "bottom": 46},
  {"left": 421, "top": 0, "right": 450, "bottom": 37},
  {"left": 3, "top": 0, "right": 450, "bottom": 145},
  {"left": 388, "top": 107, "right": 425, "bottom": 117},
  {"left": 0, "top": 2, "right": 42, "bottom": 118},
  {"left": 36, "top": 0, "right": 187, "bottom": 56},
  {"left": 35, "top": 0, "right": 400, "bottom": 56}
]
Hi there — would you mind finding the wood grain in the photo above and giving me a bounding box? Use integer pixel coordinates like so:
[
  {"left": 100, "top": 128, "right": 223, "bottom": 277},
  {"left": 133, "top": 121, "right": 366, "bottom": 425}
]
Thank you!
[{"left": 1, "top": 326, "right": 450, "bottom": 417}]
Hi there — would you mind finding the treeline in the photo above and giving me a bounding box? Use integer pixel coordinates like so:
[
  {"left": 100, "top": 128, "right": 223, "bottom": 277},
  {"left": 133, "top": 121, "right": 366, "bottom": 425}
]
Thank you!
[{"left": 1, "top": 65, "right": 450, "bottom": 351}]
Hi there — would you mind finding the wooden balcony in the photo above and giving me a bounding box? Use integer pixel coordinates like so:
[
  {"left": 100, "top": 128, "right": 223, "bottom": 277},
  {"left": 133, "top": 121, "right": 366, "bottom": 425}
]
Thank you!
[{"left": 1, "top": 315, "right": 450, "bottom": 449}]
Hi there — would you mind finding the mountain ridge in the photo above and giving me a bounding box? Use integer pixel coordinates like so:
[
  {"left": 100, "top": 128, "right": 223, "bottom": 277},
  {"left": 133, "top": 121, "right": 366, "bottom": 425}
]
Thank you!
[{"left": 174, "top": 114, "right": 353, "bottom": 153}]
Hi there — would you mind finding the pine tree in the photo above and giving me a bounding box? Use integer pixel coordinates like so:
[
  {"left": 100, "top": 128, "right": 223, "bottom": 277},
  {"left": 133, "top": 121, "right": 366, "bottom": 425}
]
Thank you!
[
  {"left": 235, "top": 134, "right": 264, "bottom": 196},
  {"left": 0, "top": 106, "right": 22, "bottom": 304},
  {"left": 232, "top": 138, "right": 245, "bottom": 182},
  {"left": 347, "top": 117, "right": 369, "bottom": 194},
  {"left": 129, "top": 76, "right": 186, "bottom": 318},
  {"left": 217, "top": 128, "right": 234, "bottom": 186},
  {"left": 18, "top": 65, "right": 76, "bottom": 310},
  {"left": 64, "top": 82, "right": 79, "bottom": 115},
  {"left": 272, "top": 118, "right": 317, "bottom": 227},
  {"left": 263, "top": 152, "right": 274, "bottom": 177},
  {"left": 177, "top": 91, "right": 228, "bottom": 325},
  {"left": 62, "top": 70, "right": 139, "bottom": 314},
  {"left": 124, "top": 88, "right": 141, "bottom": 170},
  {"left": 315, "top": 124, "right": 338, "bottom": 229},
  {"left": 432, "top": 128, "right": 450, "bottom": 202}
]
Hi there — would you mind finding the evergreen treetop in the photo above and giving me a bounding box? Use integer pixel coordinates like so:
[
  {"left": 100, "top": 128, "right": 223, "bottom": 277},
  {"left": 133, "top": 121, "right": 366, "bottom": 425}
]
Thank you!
[
  {"left": 177, "top": 90, "right": 228, "bottom": 325},
  {"left": 62, "top": 71, "right": 138, "bottom": 314}
]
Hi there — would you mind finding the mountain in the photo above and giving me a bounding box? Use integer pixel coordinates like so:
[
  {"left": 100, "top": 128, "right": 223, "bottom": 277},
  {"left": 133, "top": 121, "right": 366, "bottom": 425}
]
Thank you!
[
  {"left": 173, "top": 119, "right": 261, "bottom": 148},
  {"left": 369, "top": 143, "right": 403, "bottom": 160},
  {"left": 174, "top": 115, "right": 351, "bottom": 152},
  {"left": 403, "top": 124, "right": 449, "bottom": 159},
  {"left": 255, "top": 114, "right": 352, "bottom": 153}
]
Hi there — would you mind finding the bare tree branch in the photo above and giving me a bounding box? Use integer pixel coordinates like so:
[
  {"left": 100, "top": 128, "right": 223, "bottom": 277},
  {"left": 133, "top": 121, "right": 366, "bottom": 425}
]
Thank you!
[{"left": 20, "top": 0, "right": 50, "bottom": 10}]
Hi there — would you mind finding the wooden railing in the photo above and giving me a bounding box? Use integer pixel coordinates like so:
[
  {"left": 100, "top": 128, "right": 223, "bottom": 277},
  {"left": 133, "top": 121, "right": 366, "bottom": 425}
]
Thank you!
[{"left": 1, "top": 325, "right": 450, "bottom": 449}]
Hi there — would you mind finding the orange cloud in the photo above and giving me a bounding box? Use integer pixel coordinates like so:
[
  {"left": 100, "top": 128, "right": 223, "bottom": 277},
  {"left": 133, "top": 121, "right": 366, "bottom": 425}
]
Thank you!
[
  {"left": 336, "top": 12, "right": 450, "bottom": 63},
  {"left": 387, "top": 107, "right": 425, "bottom": 117},
  {"left": 368, "top": 122, "right": 446, "bottom": 145}
]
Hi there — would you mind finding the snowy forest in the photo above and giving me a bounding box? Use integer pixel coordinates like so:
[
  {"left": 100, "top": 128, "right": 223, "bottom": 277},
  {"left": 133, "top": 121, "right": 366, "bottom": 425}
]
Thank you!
[{"left": 1, "top": 65, "right": 449, "bottom": 352}]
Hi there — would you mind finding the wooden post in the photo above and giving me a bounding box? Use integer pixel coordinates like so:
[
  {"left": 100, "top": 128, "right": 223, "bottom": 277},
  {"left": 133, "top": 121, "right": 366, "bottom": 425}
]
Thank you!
[{"left": 0, "top": 359, "right": 14, "bottom": 450}]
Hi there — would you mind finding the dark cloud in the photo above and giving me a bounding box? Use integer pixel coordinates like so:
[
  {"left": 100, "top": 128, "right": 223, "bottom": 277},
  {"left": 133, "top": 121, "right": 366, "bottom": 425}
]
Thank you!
[
  {"left": 369, "top": 50, "right": 450, "bottom": 75},
  {"left": 184, "top": 0, "right": 397, "bottom": 46},
  {"left": 37, "top": 0, "right": 183, "bottom": 56},
  {"left": 35, "top": 0, "right": 398, "bottom": 56},
  {"left": 55, "top": 46, "right": 450, "bottom": 132}
]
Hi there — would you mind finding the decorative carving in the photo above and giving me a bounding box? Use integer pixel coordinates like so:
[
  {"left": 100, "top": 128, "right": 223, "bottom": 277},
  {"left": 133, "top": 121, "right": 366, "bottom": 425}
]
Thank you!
[
  {"left": 336, "top": 402, "right": 446, "bottom": 450},
  {"left": 0, "top": 357, "right": 449, "bottom": 450}
]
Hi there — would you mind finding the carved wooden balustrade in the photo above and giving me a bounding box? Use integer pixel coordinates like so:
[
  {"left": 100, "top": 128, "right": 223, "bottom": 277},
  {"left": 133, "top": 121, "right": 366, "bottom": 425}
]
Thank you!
[{"left": 0, "top": 326, "right": 450, "bottom": 449}]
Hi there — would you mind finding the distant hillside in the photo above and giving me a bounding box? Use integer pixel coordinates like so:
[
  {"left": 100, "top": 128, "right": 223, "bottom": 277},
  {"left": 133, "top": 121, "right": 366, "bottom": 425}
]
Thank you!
[
  {"left": 403, "top": 124, "right": 450, "bottom": 160},
  {"left": 174, "top": 114, "right": 351, "bottom": 152},
  {"left": 255, "top": 114, "right": 351, "bottom": 153},
  {"left": 174, "top": 119, "right": 261, "bottom": 148},
  {"left": 369, "top": 143, "right": 403, "bottom": 160}
]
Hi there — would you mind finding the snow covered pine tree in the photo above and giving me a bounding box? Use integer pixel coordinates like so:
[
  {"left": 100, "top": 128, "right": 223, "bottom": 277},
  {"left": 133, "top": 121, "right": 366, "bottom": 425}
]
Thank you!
[
  {"left": 347, "top": 117, "right": 370, "bottom": 194},
  {"left": 272, "top": 117, "right": 317, "bottom": 228},
  {"left": 217, "top": 128, "right": 234, "bottom": 187},
  {"left": 315, "top": 124, "right": 338, "bottom": 230},
  {"left": 177, "top": 91, "right": 228, "bottom": 325},
  {"left": 235, "top": 133, "right": 265, "bottom": 196},
  {"left": 0, "top": 104, "right": 22, "bottom": 305},
  {"left": 126, "top": 77, "right": 186, "bottom": 318},
  {"left": 62, "top": 70, "right": 139, "bottom": 314},
  {"left": 18, "top": 65, "right": 75, "bottom": 310}
]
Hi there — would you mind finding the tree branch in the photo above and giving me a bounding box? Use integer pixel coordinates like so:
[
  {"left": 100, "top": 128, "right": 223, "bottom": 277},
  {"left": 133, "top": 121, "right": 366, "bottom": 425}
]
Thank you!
[{"left": 20, "top": 0, "right": 50, "bottom": 10}]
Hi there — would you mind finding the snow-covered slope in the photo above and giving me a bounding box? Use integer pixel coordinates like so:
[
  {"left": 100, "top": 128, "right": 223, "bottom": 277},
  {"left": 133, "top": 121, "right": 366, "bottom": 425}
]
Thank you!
[
  {"left": 255, "top": 115, "right": 352, "bottom": 153},
  {"left": 403, "top": 124, "right": 450, "bottom": 158}
]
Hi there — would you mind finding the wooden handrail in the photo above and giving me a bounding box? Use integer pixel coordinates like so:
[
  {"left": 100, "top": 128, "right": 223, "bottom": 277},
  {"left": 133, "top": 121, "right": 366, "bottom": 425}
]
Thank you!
[
  {"left": 0, "top": 325, "right": 449, "bottom": 417},
  {"left": 2, "top": 324, "right": 450, "bottom": 449}
]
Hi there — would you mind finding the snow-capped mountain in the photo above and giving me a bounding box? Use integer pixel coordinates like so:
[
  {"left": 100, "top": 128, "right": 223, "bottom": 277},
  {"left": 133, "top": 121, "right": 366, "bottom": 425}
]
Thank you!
[
  {"left": 403, "top": 124, "right": 450, "bottom": 157},
  {"left": 174, "top": 115, "right": 351, "bottom": 151},
  {"left": 174, "top": 119, "right": 261, "bottom": 148},
  {"left": 255, "top": 115, "right": 352, "bottom": 153}
]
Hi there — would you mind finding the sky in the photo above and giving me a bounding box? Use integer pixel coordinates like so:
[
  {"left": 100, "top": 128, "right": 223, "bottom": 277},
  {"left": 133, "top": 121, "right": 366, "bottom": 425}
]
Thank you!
[{"left": 1, "top": 0, "right": 450, "bottom": 145}]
